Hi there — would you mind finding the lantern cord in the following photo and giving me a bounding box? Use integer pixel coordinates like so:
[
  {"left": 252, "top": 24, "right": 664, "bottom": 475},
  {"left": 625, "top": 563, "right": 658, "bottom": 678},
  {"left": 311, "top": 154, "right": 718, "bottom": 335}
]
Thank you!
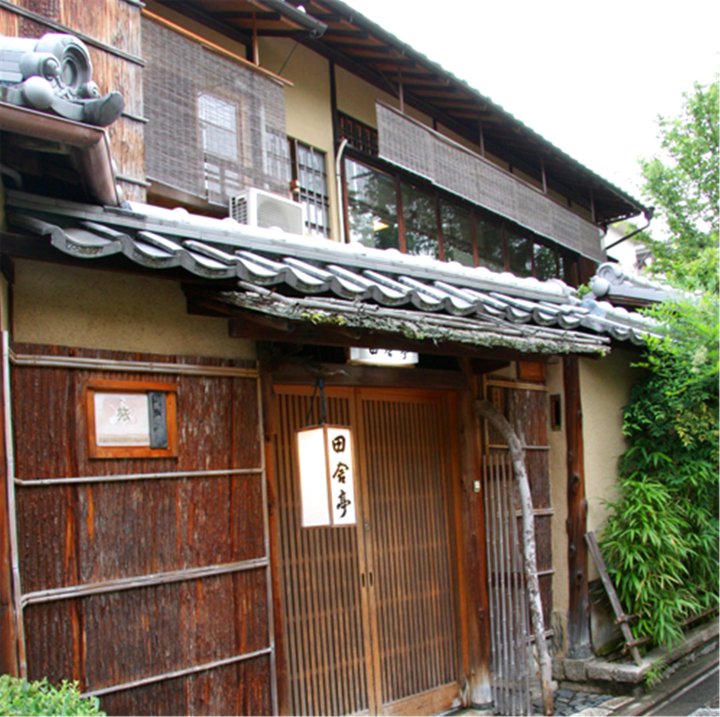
[
  {"left": 304, "top": 376, "right": 327, "bottom": 426},
  {"left": 318, "top": 377, "right": 327, "bottom": 425}
]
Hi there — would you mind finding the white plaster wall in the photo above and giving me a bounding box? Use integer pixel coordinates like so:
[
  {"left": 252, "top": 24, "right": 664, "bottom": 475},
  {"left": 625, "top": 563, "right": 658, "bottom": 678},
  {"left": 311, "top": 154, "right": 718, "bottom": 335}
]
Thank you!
[
  {"left": 580, "top": 350, "right": 640, "bottom": 653},
  {"left": 12, "top": 260, "right": 255, "bottom": 360},
  {"left": 580, "top": 350, "right": 639, "bottom": 549}
]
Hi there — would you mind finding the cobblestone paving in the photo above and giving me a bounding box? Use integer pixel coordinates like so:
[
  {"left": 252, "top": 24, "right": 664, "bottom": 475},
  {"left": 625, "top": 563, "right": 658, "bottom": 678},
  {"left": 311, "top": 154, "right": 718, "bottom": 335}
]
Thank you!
[{"left": 532, "top": 688, "right": 614, "bottom": 716}]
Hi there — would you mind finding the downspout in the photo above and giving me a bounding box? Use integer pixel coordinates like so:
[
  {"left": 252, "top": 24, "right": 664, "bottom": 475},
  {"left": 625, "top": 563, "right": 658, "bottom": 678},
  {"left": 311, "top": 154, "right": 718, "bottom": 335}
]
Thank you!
[
  {"left": 335, "top": 138, "right": 349, "bottom": 243},
  {"left": 604, "top": 207, "right": 654, "bottom": 251}
]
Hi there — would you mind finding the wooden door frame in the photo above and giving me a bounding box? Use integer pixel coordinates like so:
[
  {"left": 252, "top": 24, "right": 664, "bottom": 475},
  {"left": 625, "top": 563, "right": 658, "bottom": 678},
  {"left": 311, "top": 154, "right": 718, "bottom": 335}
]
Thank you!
[{"left": 263, "top": 372, "right": 489, "bottom": 714}]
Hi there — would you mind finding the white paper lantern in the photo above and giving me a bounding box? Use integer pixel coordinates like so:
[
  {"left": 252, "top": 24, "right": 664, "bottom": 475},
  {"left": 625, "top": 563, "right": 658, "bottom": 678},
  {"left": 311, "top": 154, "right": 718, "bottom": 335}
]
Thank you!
[{"left": 296, "top": 424, "right": 355, "bottom": 527}]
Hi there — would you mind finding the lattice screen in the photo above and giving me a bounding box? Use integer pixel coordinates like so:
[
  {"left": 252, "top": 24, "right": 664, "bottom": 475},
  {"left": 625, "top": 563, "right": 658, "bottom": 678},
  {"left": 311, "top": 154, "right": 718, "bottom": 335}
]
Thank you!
[
  {"left": 376, "top": 102, "right": 604, "bottom": 262},
  {"left": 143, "top": 18, "right": 289, "bottom": 205}
]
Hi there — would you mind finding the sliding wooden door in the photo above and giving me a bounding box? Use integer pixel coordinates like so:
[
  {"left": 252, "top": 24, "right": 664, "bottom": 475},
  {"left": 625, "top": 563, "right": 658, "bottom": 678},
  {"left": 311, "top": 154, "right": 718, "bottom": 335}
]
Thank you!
[{"left": 273, "top": 386, "right": 461, "bottom": 715}]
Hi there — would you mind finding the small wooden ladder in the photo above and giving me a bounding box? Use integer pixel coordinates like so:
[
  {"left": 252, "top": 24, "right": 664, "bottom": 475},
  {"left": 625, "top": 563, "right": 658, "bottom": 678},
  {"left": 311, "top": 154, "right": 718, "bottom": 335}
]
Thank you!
[{"left": 585, "top": 531, "right": 644, "bottom": 665}]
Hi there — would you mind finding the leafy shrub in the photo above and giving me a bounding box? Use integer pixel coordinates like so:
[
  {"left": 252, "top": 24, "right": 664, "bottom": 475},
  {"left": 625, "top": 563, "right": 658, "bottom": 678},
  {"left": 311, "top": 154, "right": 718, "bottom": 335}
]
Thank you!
[
  {"left": 0, "top": 675, "right": 104, "bottom": 716},
  {"left": 600, "top": 295, "right": 719, "bottom": 648}
]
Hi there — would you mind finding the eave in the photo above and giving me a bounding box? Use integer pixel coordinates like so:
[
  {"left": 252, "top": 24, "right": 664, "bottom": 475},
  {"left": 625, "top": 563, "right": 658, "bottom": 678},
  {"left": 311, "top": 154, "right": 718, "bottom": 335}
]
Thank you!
[
  {"left": 2, "top": 192, "right": 662, "bottom": 357},
  {"left": 154, "top": 0, "right": 648, "bottom": 227}
]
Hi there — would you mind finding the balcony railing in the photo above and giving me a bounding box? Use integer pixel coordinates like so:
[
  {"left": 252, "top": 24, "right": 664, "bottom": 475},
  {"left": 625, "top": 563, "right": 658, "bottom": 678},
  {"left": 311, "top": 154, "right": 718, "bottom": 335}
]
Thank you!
[{"left": 376, "top": 102, "right": 603, "bottom": 262}]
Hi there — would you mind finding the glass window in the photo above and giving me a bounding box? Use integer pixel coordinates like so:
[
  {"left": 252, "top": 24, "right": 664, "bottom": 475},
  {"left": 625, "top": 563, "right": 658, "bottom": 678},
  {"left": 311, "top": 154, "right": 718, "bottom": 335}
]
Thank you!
[
  {"left": 345, "top": 158, "right": 399, "bottom": 250},
  {"left": 533, "top": 243, "right": 559, "bottom": 280},
  {"left": 507, "top": 232, "right": 533, "bottom": 277},
  {"left": 338, "top": 113, "right": 378, "bottom": 156},
  {"left": 441, "top": 202, "right": 474, "bottom": 267},
  {"left": 402, "top": 183, "right": 438, "bottom": 258},
  {"left": 197, "top": 94, "right": 238, "bottom": 161},
  {"left": 295, "top": 142, "right": 330, "bottom": 237},
  {"left": 477, "top": 218, "right": 505, "bottom": 272},
  {"left": 264, "top": 127, "right": 292, "bottom": 184}
]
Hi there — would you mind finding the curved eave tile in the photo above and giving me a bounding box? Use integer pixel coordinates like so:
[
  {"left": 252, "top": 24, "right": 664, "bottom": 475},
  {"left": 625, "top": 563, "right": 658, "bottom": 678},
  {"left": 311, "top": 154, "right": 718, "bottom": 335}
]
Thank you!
[
  {"left": 127, "top": 239, "right": 181, "bottom": 269},
  {"left": 359, "top": 269, "right": 413, "bottom": 306},
  {"left": 6, "top": 208, "right": 655, "bottom": 348}
]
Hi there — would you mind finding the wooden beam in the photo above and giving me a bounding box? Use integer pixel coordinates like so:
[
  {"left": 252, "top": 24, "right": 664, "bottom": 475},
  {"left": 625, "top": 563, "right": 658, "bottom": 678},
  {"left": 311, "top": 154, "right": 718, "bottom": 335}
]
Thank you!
[
  {"left": 564, "top": 355, "right": 591, "bottom": 657},
  {"left": 228, "top": 314, "right": 535, "bottom": 362},
  {"left": 270, "top": 361, "right": 467, "bottom": 390}
]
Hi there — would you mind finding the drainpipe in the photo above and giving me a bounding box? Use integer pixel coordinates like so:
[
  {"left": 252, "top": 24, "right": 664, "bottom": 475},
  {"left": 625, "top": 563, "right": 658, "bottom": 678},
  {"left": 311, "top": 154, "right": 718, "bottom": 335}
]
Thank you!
[
  {"left": 604, "top": 207, "right": 654, "bottom": 251},
  {"left": 335, "top": 137, "right": 349, "bottom": 243}
]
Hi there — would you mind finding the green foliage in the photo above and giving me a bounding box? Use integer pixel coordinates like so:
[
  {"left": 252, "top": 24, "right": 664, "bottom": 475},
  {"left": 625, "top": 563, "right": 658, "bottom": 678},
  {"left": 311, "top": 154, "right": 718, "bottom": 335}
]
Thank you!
[
  {"left": 0, "top": 675, "right": 104, "bottom": 716},
  {"left": 639, "top": 80, "right": 719, "bottom": 293},
  {"left": 600, "top": 295, "right": 719, "bottom": 649},
  {"left": 600, "top": 79, "right": 719, "bottom": 652},
  {"left": 645, "top": 659, "right": 668, "bottom": 689}
]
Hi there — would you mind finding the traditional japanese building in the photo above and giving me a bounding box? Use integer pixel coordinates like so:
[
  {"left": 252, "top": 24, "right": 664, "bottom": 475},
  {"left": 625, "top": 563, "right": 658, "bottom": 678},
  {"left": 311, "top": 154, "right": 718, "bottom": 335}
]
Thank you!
[{"left": 0, "top": 2, "right": 654, "bottom": 714}]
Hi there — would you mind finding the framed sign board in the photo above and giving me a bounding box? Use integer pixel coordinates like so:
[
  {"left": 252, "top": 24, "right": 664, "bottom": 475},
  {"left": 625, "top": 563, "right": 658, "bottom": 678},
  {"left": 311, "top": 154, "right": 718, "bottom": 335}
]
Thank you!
[{"left": 85, "top": 379, "right": 178, "bottom": 459}]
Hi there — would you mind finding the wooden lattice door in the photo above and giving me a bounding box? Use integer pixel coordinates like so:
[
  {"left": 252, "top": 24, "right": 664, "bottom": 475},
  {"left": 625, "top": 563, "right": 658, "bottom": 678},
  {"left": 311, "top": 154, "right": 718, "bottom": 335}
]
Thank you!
[{"left": 273, "top": 386, "right": 461, "bottom": 716}]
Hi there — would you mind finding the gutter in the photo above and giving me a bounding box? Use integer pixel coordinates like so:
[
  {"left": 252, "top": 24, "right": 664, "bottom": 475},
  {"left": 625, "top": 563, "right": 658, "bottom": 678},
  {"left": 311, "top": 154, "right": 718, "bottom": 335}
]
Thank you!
[
  {"left": 260, "top": 0, "right": 327, "bottom": 38},
  {"left": 0, "top": 101, "right": 121, "bottom": 207}
]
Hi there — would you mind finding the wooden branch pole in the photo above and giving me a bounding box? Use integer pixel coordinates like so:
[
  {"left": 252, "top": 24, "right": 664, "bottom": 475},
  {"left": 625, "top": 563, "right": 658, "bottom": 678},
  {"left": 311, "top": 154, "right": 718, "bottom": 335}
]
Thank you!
[
  {"left": 476, "top": 399, "right": 555, "bottom": 716},
  {"left": 585, "top": 531, "right": 643, "bottom": 666}
]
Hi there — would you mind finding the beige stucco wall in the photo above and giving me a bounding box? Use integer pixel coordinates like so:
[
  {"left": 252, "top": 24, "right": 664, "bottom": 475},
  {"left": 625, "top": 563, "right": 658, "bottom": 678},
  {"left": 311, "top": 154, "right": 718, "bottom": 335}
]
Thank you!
[
  {"left": 11, "top": 260, "right": 255, "bottom": 360},
  {"left": 580, "top": 349, "right": 639, "bottom": 561},
  {"left": 335, "top": 65, "right": 433, "bottom": 132},
  {"left": 260, "top": 38, "right": 341, "bottom": 241},
  {"left": 545, "top": 351, "right": 639, "bottom": 654}
]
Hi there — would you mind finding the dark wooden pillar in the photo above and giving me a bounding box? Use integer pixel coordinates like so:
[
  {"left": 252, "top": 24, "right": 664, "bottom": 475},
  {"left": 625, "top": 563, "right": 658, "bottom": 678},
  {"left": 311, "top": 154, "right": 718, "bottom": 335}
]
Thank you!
[
  {"left": 0, "top": 348, "right": 19, "bottom": 675},
  {"left": 258, "top": 359, "right": 289, "bottom": 715},
  {"left": 458, "top": 360, "right": 492, "bottom": 705},
  {"left": 564, "top": 356, "right": 591, "bottom": 657}
]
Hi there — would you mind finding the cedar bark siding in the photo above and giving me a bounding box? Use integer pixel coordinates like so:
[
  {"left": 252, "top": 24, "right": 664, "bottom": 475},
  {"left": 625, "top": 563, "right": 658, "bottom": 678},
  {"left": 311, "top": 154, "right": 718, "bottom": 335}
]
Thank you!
[{"left": 7, "top": 344, "right": 272, "bottom": 715}]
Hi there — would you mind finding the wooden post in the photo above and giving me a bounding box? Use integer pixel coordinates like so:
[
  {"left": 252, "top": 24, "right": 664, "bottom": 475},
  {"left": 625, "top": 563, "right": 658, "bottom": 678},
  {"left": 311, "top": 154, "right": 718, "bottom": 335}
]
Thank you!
[
  {"left": 564, "top": 356, "right": 591, "bottom": 658},
  {"left": 476, "top": 399, "right": 555, "bottom": 717},
  {"left": 458, "top": 362, "right": 492, "bottom": 705},
  {"left": 585, "top": 532, "right": 643, "bottom": 666},
  {"left": 258, "top": 357, "right": 289, "bottom": 715},
  {"left": 0, "top": 404, "right": 19, "bottom": 675}
]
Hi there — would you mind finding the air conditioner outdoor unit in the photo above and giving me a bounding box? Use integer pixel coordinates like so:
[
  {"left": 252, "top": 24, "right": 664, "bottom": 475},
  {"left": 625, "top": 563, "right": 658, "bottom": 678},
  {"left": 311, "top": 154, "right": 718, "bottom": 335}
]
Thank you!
[{"left": 229, "top": 188, "right": 304, "bottom": 235}]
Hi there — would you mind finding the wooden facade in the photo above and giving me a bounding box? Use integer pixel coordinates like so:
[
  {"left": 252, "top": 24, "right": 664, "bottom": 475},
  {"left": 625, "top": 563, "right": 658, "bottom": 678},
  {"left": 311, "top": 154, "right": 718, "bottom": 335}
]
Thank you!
[
  {"left": 3, "top": 344, "right": 274, "bottom": 714},
  {"left": 0, "top": 0, "right": 646, "bottom": 713},
  {"left": 0, "top": 336, "right": 562, "bottom": 714}
]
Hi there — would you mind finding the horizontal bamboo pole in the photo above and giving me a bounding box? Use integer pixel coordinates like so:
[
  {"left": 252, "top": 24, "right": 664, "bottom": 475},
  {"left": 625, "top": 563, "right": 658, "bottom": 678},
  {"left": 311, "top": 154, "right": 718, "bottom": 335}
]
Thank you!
[
  {"left": 21, "top": 557, "right": 269, "bottom": 606},
  {"left": 10, "top": 351, "right": 258, "bottom": 378},
  {"left": 82, "top": 646, "right": 273, "bottom": 699},
  {"left": 15, "top": 466, "right": 262, "bottom": 488}
]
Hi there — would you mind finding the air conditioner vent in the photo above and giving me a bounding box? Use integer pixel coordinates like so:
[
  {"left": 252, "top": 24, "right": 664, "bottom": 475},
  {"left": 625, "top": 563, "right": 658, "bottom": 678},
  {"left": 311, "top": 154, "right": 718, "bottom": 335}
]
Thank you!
[{"left": 230, "top": 188, "right": 304, "bottom": 235}]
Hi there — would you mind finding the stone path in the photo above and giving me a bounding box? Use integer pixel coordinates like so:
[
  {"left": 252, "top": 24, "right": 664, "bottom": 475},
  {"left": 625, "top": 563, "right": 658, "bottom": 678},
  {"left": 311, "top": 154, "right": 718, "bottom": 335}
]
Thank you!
[{"left": 532, "top": 688, "right": 614, "bottom": 716}]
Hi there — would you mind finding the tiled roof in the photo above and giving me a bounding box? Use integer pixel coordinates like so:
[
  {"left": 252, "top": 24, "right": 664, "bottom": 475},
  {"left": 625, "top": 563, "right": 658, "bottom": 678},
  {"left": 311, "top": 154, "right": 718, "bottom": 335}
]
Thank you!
[
  {"left": 3, "top": 192, "right": 661, "bottom": 355},
  {"left": 590, "top": 262, "right": 679, "bottom": 306}
]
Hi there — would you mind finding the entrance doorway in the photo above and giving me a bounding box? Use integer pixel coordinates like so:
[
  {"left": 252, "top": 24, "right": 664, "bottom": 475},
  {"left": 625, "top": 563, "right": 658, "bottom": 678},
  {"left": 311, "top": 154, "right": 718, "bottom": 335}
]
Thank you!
[{"left": 272, "top": 386, "right": 462, "bottom": 715}]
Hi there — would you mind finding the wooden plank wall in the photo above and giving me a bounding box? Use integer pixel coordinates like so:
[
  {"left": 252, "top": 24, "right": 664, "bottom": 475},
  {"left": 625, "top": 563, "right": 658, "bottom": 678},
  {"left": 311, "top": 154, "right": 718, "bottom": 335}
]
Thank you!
[
  {"left": 0, "top": 0, "right": 146, "bottom": 201},
  {"left": 5, "top": 344, "right": 272, "bottom": 716}
]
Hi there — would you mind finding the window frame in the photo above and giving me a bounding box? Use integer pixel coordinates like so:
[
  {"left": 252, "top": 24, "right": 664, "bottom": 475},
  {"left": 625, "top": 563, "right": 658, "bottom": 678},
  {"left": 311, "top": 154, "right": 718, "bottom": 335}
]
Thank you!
[
  {"left": 85, "top": 379, "right": 178, "bottom": 460},
  {"left": 342, "top": 152, "right": 569, "bottom": 282},
  {"left": 290, "top": 140, "right": 331, "bottom": 238}
]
